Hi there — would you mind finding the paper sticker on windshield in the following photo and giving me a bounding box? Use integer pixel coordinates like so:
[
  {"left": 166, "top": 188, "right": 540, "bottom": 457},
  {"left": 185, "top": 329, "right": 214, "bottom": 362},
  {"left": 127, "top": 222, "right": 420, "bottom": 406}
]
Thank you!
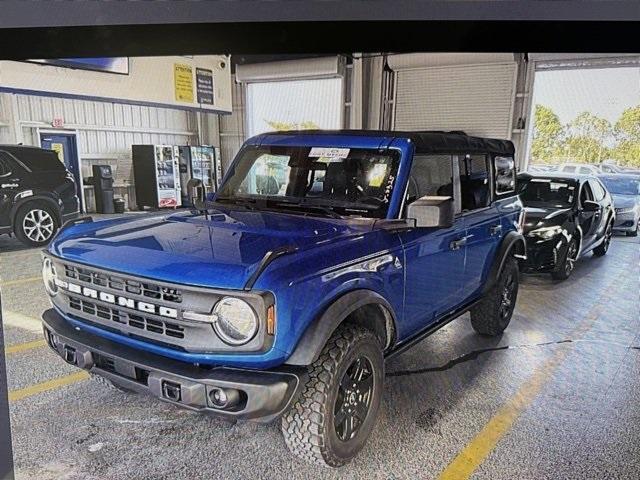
[
  {"left": 368, "top": 164, "right": 388, "bottom": 187},
  {"left": 309, "top": 147, "right": 350, "bottom": 159}
]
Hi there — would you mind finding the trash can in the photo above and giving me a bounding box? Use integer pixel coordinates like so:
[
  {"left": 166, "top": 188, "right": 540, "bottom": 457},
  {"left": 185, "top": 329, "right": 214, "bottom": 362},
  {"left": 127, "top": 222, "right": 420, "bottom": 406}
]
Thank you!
[
  {"left": 90, "top": 165, "right": 115, "bottom": 214},
  {"left": 113, "top": 197, "right": 126, "bottom": 214}
]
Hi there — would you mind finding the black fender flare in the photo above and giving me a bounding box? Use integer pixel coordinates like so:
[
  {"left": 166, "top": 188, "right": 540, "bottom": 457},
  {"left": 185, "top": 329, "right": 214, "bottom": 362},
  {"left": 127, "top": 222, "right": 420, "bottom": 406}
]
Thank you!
[
  {"left": 482, "top": 230, "right": 526, "bottom": 294},
  {"left": 285, "top": 289, "right": 397, "bottom": 366},
  {"left": 10, "top": 194, "right": 61, "bottom": 228}
]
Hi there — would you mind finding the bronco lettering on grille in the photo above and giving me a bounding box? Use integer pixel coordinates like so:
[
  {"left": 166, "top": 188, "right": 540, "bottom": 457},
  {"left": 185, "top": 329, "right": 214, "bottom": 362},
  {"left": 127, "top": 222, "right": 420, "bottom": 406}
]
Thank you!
[{"left": 65, "top": 282, "right": 178, "bottom": 319}]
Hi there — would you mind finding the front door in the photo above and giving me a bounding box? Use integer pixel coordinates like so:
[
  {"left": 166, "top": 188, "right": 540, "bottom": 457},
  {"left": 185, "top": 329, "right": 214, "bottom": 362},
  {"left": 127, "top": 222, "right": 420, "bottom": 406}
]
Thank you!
[
  {"left": 40, "top": 132, "right": 83, "bottom": 210},
  {"left": 398, "top": 153, "right": 466, "bottom": 338},
  {"left": 577, "top": 180, "right": 598, "bottom": 250}
]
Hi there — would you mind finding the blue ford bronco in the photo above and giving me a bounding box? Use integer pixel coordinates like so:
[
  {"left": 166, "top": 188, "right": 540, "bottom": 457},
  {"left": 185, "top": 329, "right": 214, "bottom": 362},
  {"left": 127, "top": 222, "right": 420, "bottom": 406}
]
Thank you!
[{"left": 41, "top": 130, "right": 525, "bottom": 466}]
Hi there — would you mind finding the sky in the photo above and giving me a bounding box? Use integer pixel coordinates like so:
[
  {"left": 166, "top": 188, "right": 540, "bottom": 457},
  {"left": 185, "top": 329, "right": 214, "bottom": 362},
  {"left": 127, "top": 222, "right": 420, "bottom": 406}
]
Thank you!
[{"left": 531, "top": 67, "right": 640, "bottom": 125}]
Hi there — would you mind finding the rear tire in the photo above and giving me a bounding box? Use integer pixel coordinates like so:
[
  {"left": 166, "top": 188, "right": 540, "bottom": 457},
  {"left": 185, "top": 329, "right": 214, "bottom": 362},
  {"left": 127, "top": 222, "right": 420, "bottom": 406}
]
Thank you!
[
  {"left": 593, "top": 220, "right": 613, "bottom": 256},
  {"left": 14, "top": 202, "right": 59, "bottom": 247},
  {"left": 470, "top": 257, "right": 519, "bottom": 336},
  {"left": 281, "top": 325, "right": 384, "bottom": 467}
]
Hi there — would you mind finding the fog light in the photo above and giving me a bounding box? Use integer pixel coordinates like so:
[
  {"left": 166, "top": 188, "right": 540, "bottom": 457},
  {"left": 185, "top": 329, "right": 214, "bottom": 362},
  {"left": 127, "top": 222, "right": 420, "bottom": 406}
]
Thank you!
[{"left": 208, "top": 387, "right": 240, "bottom": 409}]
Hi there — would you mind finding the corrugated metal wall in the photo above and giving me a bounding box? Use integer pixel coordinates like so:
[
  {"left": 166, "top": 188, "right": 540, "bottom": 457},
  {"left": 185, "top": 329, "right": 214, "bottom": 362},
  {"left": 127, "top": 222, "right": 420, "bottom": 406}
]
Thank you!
[
  {"left": 0, "top": 93, "right": 217, "bottom": 211},
  {"left": 0, "top": 94, "right": 14, "bottom": 144}
]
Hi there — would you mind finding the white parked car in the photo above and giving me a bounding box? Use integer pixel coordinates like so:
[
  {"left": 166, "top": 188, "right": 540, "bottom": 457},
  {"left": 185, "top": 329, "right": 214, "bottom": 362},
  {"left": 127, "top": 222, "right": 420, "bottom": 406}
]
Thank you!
[{"left": 558, "top": 163, "right": 602, "bottom": 176}]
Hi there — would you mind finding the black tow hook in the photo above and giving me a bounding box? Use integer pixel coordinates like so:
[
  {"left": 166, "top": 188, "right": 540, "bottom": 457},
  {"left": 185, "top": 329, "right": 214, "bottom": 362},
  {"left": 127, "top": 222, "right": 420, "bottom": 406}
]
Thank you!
[
  {"left": 162, "top": 380, "right": 182, "bottom": 402},
  {"left": 63, "top": 346, "right": 77, "bottom": 365}
]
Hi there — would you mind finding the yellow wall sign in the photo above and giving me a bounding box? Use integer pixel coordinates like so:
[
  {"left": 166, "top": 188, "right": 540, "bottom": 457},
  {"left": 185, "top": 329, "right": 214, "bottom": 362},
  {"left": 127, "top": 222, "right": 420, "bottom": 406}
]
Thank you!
[
  {"left": 51, "top": 143, "right": 65, "bottom": 163},
  {"left": 174, "top": 64, "right": 194, "bottom": 103}
]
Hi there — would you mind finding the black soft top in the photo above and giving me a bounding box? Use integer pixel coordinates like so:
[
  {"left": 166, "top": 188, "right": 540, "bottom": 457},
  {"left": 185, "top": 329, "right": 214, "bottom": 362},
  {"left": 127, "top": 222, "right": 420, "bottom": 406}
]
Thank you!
[{"left": 270, "top": 129, "right": 515, "bottom": 156}]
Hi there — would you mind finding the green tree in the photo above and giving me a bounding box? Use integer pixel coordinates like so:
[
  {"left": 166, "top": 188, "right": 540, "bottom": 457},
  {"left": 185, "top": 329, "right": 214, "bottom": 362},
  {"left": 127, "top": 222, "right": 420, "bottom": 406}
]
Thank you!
[
  {"left": 562, "top": 111, "right": 612, "bottom": 163},
  {"left": 265, "top": 120, "right": 319, "bottom": 131},
  {"left": 531, "top": 105, "right": 564, "bottom": 163},
  {"left": 611, "top": 106, "right": 640, "bottom": 167}
]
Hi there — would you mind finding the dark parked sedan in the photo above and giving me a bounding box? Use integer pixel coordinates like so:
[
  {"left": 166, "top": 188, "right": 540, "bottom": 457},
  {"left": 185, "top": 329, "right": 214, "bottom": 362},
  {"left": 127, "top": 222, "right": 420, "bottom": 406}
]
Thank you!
[{"left": 517, "top": 172, "right": 615, "bottom": 280}]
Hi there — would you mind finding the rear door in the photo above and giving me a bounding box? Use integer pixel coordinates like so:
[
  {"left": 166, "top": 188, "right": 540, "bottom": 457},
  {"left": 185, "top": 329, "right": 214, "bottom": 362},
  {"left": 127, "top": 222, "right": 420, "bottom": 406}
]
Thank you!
[
  {"left": 458, "top": 153, "right": 503, "bottom": 296},
  {"left": 398, "top": 153, "right": 466, "bottom": 337},
  {"left": 0, "top": 151, "right": 24, "bottom": 227}
]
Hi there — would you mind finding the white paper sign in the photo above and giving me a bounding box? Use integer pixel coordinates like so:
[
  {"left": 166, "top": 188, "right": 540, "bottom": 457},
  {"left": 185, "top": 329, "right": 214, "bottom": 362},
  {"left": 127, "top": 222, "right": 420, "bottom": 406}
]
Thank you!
[{"left": 309, "top": 147, "right": 350, "bottom": 159}]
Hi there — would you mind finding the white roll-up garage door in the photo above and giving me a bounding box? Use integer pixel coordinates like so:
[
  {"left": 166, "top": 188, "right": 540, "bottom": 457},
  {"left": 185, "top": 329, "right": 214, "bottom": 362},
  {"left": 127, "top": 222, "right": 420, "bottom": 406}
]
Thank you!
[
  {"left": 236, "top": 56, "right": 345, "bottom": 137},
  {"left": 390, "top": 55, "right": 517, "bottom": 139}
]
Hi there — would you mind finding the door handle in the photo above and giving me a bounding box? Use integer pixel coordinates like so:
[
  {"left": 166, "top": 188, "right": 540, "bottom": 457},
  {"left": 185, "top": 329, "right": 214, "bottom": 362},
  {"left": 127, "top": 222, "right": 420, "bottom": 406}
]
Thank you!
[
  {"left": 490, "top": 224, "right": 502, "bottom": 236},
  {"left": 450, "top": 235, "right": 472, "bottom": 251}
]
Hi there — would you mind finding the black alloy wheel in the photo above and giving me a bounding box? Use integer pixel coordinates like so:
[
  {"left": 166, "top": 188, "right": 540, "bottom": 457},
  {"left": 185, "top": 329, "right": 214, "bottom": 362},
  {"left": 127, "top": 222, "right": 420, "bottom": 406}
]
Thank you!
[
  {"left": 552, "top": 237, "right": 578, "bottom": 280},
  {"left": 498, "top": 268, "right": 517, "bottom": 324},
  {"left": 334, "top": 356, "right": 375, "bottom": 442},
  {"left": 594, "top": 221, "right": 613, "bottom": 256}
]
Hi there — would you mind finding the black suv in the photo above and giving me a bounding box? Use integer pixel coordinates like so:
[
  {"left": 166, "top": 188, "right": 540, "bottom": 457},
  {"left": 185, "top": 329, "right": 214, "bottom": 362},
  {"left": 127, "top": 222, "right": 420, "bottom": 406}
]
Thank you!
[
  {"left": 517, "top": 172, "right": 614, "bottom": 280},
  {"left": 0, "top": 145, "right": 79, "bottom": 247}
]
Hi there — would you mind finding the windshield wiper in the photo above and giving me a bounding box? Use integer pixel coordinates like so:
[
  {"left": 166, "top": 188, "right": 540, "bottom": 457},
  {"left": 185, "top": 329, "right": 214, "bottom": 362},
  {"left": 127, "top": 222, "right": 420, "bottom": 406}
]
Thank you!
[
  {"left": 215, "top": 196, "right": 261, "bottom": 210},
  {"left": 271, "top": 200, "right": 344, "bottom": 219}
]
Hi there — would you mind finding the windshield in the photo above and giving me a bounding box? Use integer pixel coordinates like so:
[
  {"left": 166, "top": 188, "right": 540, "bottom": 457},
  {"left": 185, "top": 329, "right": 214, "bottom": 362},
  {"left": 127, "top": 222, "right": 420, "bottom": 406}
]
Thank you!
[
  {"left": 518, "top": 178, "right": 577, "bottom": 208},
  {"left": 599, "top": 177, "right": 640, "bottom": 196},
  {"left": 217, "top": 145, "right": 400, "bottom": 218}
]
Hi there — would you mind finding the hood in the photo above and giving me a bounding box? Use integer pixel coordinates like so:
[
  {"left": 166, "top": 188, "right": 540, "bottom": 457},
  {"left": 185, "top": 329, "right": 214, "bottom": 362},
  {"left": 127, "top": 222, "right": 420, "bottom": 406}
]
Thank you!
[
  {"left": 522, "top": 206, "right": 571, "bottom": 233},
  {"left": 611, "top": 194, "right": 638, "bottom": 209},
  {"left": 49, "top": 209, "right": 376, "bottom": 290}
]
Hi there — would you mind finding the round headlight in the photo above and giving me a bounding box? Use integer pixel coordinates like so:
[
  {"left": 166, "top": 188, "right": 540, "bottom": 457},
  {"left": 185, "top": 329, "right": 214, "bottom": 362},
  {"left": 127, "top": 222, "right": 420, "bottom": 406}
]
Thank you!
[
  {"left": 42, "top": 257, "right": 58, "bottom": 296},
  {"left": 212, "top": 297, "right": 258, "bottom": 345}
]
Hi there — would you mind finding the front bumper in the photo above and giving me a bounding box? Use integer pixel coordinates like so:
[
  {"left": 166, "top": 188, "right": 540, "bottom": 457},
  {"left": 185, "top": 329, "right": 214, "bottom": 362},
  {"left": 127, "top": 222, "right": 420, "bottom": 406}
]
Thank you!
[
  {"left": 521, "top": 236, "right": 565, "bottom": 273},
  {"left": 613, "top": 212, "right": 638, "bottom": 232},
  {"left": 42, "top": 309, "right": 304, "bottom": 423}
]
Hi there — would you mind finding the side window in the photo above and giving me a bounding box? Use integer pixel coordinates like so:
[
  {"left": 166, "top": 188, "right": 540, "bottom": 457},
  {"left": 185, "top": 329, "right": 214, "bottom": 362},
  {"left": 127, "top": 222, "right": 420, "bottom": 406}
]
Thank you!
[
  {"left": 563, "top": 166, "right": 576, "bottom": 173},
  {"left": 579, "top": 167, "right": 592, "bottom": 175},
  {"left": 494, "top": 156, "right": 516, "bottom": 195},
  {"left": 405, "top": 154, "right": 454, "bottom": 205},
  {"left": 458, "top": 154, "right": 490, "bottom": 212},
  {"left": 590, "top": 179, "right": 605, "bottom": 201},
  {"left": 0, "top": 152, "right": 15, "bottom": 178},
  {"left": 579, "top": 181, "right": 594, "bottom": 205}
]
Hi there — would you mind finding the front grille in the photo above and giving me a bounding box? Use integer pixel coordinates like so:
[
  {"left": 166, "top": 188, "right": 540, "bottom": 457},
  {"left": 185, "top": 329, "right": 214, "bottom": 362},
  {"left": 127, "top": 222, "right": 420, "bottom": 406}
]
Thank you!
[
  {"left": 64, "top": 265, "right": 183, "bottom": 304},
  {"left": 69, "top": 297, "right": 185, "bottom": 339}
]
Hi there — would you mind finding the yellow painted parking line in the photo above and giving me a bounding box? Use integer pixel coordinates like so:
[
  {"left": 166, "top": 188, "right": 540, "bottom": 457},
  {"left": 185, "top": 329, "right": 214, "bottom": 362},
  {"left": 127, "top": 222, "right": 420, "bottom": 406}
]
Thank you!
[
  {"left": 437, "top": 286, "right": 612, "bottom": 480},
  {"left": 5, "top": 339, "right": 47, "bottom": 355},
  {"left": 438, "top": 344, "right": 572, "bottom": 480},
  {"left": 0, "top": 276, "right": 42, "bottom": 287},
  {"left": 2, "top": 311, "right": 44, "bottom": 333},
  {"left": 8, "top": 371, "right": 89, "bottom": 403}
]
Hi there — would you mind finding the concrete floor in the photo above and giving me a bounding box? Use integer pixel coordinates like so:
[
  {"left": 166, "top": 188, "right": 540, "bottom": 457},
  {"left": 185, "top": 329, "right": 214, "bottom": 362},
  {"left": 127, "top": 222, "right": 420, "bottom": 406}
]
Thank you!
[{"left": 1, "top": 229, "right": 639, "bottom": 479}]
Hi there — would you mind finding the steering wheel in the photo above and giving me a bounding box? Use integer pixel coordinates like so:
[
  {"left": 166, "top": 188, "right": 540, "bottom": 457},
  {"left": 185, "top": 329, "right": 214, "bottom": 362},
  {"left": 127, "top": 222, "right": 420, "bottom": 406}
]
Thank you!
[{"left": 357, "top": 196, "right": 385, "bottom": 206}]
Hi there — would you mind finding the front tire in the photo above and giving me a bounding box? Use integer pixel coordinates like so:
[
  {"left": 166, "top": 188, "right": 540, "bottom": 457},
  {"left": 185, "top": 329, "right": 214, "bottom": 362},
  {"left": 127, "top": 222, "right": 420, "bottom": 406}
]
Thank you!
[
  {"left": 470, "top": 257, "right": 519, "bottom": 336},
  {"left": 281, "top": 325, "right": 384, "bottom": 467},
  {"left": 551, "top": 237, "right": 578, "bottom": 281},
  {"left": 14, "top": 202, "right": 59, "bottom": 247},
  {"left": 593, "top": 220, "right": 613, "bottom": 256},
  {"left": 627, "top": 222, "right": 638, "bottom": 237}
]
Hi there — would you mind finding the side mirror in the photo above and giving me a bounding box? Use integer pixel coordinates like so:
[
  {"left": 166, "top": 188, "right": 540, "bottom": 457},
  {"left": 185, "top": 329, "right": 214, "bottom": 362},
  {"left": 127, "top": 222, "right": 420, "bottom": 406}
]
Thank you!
[
  {"left": 407, "top": 196, "right": 454, "bottom": 228},
  {"left": 582, "top": 200, "right": 600, "bottom": 212}
]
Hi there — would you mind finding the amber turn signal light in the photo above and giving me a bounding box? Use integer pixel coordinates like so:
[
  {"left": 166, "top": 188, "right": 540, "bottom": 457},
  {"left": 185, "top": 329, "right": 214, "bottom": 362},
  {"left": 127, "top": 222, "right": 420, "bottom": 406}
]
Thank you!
[{"left": 266, "top": 305, "right": 275, "bottom": 335}]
